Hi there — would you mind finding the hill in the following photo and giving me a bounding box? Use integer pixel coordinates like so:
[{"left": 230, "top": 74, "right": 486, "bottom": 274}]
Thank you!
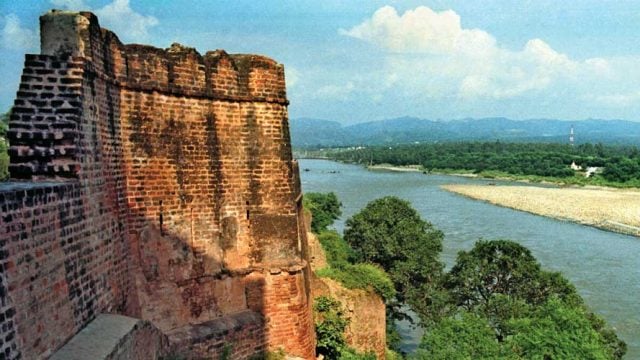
[{"left": 290, "top": 117, "right": 640, "bottom": 147}]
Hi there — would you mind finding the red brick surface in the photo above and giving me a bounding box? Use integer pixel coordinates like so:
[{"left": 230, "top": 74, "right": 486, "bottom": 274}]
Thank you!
[{"left": 0, "top": 10, "right": 314, "bottom": 359}]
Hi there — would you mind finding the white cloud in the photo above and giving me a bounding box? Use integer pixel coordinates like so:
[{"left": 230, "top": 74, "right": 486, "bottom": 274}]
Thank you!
[
  {"left": 317, "top": 82, "right": 355, "bottom": 99},
  {"left": 95, "top": 0, "right": 158, "bottom": 41},
  {"left": 590, "top": 92, "right": 640, "bottom": 107},
  {"left": 340, "top": 6, "right": 614, "bottom": 100},
  {"left": 285, "top": 66, "right": 300, "bottom": 87},
  {"left": 341, "top": 6, "right": 473, "bottom": 55},
  {"left": 1, "top": 14, "right": 38, "bottom": 50},
  {"left": 50, "top": 0, "right": 158, "bottom": 42},
  {"left": 50, "top": 0, "right": 89, "bottom": 9}
]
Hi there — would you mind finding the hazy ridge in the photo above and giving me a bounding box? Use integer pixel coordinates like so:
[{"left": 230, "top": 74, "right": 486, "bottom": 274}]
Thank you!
[{"left": 291, "top": 117, "right": 640, "bottom": 147}]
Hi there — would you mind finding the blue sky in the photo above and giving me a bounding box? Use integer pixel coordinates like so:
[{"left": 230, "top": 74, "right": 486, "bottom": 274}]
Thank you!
[{"left": 2, "top": 0, "right": 640, "bottom": 124}]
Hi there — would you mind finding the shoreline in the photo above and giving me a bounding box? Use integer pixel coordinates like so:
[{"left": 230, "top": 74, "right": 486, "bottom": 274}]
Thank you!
[
  {"left": 441, "top": 184, "right": 640, "bottom": 238},
  {"left": 366, "top": 164, "right": 423, "bottom": 172},
  {"left": 360, "top": 163, "right": 637, "bottom": 191}
]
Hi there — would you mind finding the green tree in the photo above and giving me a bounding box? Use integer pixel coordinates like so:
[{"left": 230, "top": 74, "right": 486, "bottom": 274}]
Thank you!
[
  {"left": 504, "top": 298, "right": 617, "bottom": 360},
  {"left": 329, "top": 141, "right": 640, "bottom": 187},
  {"left": 444, "top": 240, "right": 581, "bottom": 310},
  {"left": 344, "top": 197, "right": 443, "bottom": 291},
  {"left": 317, "top": 230, "right": 355, "bottom": 268},
  {"left": 435, "top": 240, "right": 626, "bottom": 359},
  {"left": 417, "top": 298, "right": 620, "bottom": 360},
  {"left": 344, "top": 196, "right": 444, "bottom": 324},
  {"left": 415, "top": 312, "right": 503, "bottom": 360},
  {"left": 303, "top": 192, "right": 342, "bottom": 233}
]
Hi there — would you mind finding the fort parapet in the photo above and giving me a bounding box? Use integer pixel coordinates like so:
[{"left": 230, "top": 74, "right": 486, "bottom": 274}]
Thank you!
[{"left": 0, "top": 10, "right": 314, "bottom": 359}]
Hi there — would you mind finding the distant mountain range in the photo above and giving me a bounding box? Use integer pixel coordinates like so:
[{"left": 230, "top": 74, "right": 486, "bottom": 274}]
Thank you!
[{"left": 290, "top": 117, "right": 640, "bottom": 147}]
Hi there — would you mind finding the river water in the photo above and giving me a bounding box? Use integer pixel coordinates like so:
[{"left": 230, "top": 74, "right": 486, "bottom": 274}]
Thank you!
[{"left": 299, "top": 159, "right": 640, "bottom": 359}]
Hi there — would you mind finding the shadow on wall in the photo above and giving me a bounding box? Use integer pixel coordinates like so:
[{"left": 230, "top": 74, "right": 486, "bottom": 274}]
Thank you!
[
  {"left": 131, "top": 223, "right": 269, "bottom": 359},
  {"left": 1, "top": 9, "right": 315, "bottom": 360}
]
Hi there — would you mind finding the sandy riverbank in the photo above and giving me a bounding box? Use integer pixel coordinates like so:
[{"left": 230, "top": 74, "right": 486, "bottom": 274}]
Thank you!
[
  {"left": 442, "top": 184, "right": 640, "bottom": 237},
  {"left": 367, "top": 164, "right": 423, "bottom": 172}
]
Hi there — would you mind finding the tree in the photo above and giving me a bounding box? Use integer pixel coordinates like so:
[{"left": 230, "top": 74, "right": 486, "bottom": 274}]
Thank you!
[
  {"left": 418, "top": 298, "right": 621, "bottom": 360},
  {"left": 303, "top": 192, "right": 342, "bottom": 233},
  {"left": 344, "top": 196, "right": 444, "bottom": 326},
  {"left": 505, "top": 298, "right": 618, "bottom": 359},
  {"left": 435, "top": 240, "right": 626, "bottom": 359},
  {"left": 444, "top": 240, "right": 587, "bottom": 311},
  {"left": 415, "top": 312, "right": 502, "bottom": 360},
  {"left": 345, "top": 197, "right": 442, "bottom": 267}
]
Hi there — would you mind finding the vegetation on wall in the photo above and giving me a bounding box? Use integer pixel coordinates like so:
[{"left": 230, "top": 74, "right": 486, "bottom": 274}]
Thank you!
[
  {"left": 304, "top": 192, "right": 398, "bottom": 357},
  {"left": 313, "top": 296, "right": 376, "bottom": 360},
  {"left": 304, "top": 193, "right": 395, "bottom": 301},
  {"left": 328, "top": 142, "right": 640, "bottom": 187},
  {"left": 0, "top": 110, "right": 10, "bottom": 181}
]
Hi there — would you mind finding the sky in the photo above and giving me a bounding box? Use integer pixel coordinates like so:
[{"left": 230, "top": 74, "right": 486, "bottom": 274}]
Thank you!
[{"left": 2, "top": 0, "right": 640, "bottom": 124}]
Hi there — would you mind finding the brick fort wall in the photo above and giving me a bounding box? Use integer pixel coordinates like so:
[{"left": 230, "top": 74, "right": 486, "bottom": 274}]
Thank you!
[{"left": 0, "top": 10, "right": 314, "bottom": 359}]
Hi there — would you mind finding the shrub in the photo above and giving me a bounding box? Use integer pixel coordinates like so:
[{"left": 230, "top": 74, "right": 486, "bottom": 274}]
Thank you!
[
  {"left": 317, "top": 230, "right": 355, "bottom": 268},
  {"left": 316, "top": 263, "right": 396, "bottom": 301},
  {"left": 314, "top": 296, "right": 350, "bottom": 359},
  {"left": 303, "top": 192, "right": 342, "bottom": 232},
  {"left": 314, "top": 296, "right": 380, "bottom": 360}
]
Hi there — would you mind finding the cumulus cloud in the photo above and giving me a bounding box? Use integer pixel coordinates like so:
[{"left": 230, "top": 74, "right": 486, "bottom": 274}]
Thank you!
[
  {"left": 95, "top": 0, "right": 158, "bottom": 41},
  {"left": 1, "top": 14, "right": 38, "bottom": 50},
  {"left": 340, "top": 6, "right": 614, "bottom": 100},
  {"left": 341, "top": 6, "right": 475, "bottom": 55},
  {"left": 50, "top": 0, "right": 158, "bottom": 42}
]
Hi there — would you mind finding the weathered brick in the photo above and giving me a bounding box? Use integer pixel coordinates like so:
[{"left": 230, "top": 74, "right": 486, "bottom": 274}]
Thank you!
[{"left": 1, "top": 8, "right": 314, "bottom": 360}]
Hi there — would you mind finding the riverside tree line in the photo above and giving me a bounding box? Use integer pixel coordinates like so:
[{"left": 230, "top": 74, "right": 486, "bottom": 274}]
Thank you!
[
  {"left": 328, "top": 142, "right": 640, "bottom": 186},
  {"left": 305, "top": 192, "right": 626, "bottom": 359}
]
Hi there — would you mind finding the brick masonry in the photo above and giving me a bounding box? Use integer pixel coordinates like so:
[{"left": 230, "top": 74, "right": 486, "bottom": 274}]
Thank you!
[
  {"left": 0, "top": 10, "right": 314, "bottom": 359},
  {"left": 49, "top": 314, "right": 169, "bottom": 360}
]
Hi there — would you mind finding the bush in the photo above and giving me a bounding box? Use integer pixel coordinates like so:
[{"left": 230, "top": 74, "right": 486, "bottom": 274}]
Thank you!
[
  {"left": 303, "top": 192, "right": 342, "bottom": 232},
  {"left": 316, "top": 263, "right": 396, "bottom": 301},
  {"left": 385, "top": 348, "right": 404, "bottom": 360},
  {"left": 248, "top": 349, "right": 287, "bottom": 360},
  {"left": 315, "top": 229, "right": 395, "bottom": 301},
  {"left": 314, "top": 296, "right": 379, "bottom": 360},
  {"left": 317, "top": 230, "right": 356, "bottom": 268},
  {"left": 0, "top": 110, "right": 9, "bottom": 181}
]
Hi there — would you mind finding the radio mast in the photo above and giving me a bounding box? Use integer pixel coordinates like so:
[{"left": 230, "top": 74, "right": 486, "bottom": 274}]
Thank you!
[{"left": 569, "top": 125, "right": 574, "bottom": 146}]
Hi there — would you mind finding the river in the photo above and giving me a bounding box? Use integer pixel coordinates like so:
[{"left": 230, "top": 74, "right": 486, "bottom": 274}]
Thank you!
[{"left": 299, "top": 159, "right": 640, "bottom": 359}]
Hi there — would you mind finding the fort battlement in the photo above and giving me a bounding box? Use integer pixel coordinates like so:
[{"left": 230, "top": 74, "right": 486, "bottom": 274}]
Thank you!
[{"left": 0, "top": 10, "right": 314, "bottom": 359}]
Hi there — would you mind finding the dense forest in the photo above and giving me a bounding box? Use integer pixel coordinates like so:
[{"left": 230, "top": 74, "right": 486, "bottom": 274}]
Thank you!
[
  {"left": 327, "top": 142, "right": 640, "bottom": 186},
  {"left": 305, "top": 193, "right": 626, "bottom": 359}
]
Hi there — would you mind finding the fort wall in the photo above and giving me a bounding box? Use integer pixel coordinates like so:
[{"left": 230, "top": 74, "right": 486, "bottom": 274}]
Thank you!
[{"left": 1, "top": 10, "right": 314, "bottom": 359}]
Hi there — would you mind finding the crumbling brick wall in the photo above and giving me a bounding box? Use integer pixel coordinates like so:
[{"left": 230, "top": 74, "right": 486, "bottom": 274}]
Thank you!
[{"left": 0, "top": 10, "right": 314, "bottom": 359}]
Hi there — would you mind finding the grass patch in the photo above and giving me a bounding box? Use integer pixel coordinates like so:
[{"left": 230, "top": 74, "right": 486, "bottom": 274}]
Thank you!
[
  {"left": 316, "top": 264, "right": 395, "bottom": 301},
  {"left": 315, "top": 230, "right": 395, "bottom": 301},
  {"left": 317, "top": 230, "right": 355, "bottom": 268}
]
